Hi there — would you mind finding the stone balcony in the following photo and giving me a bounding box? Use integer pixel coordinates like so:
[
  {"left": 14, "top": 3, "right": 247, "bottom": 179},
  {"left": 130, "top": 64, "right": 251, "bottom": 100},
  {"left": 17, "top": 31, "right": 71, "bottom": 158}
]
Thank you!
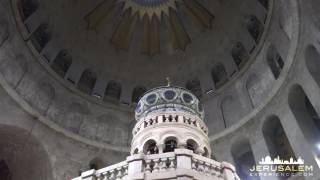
[
  {"left": 72, "top": 149, "right": 239, "bottom": 180},
  {"left": 133, "top": 113, "right": 208, "bottom": 136}
]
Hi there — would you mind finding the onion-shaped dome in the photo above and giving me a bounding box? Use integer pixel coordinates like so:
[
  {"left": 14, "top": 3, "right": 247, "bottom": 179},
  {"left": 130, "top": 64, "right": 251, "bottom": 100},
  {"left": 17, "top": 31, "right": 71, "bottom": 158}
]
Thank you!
[{"left": 135, "top": 86, "right": 205, "bottom": 120}]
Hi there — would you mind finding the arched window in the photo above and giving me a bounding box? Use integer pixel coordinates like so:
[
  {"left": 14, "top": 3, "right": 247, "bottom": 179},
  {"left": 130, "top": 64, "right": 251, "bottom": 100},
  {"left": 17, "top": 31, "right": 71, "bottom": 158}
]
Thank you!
[
  {"left": 133, "top": 148, "right": 139, "bottom": 154},
  {"left": 263, "top": 115, "right": 296, "bottom": 162},
  {"left": 231, "top": 42, "right": 249, "bottom": 68},
  {"left": 288, "top": 85, "right": 320, "bottom": 166},
  {"left": 30, "top": 23, "right": 51, "bottom": 51},
  {"left": 78, "top": 69, "right": 97, "bottom": 94},
  {"left": 0, "top": 160, "right": 11, "bottom": 180},
  {"left": 305, "top": 45, "right": 320, "bottom": 88},
  {"left": 186, "top": 79, "right": 202, "bottom": 99},
  {"left": 163, "top": 138, "right": 177, "bottom": 153},
  {"left": 104, "top": 81, "right": 122, "bottom": 101},
  {"left": 132, "top": 86, "right": 147, "bottom": 103},
  {"left": 211, "top": 63, "right": 228, "bottom": 89},
  {"left": 51, "top": 50, "right": 72, "bottom": 77},
  {"left": 203, "top": 147, "right": 209, "bottom": 157},
  {"left": 19, "top": 0, "right": 39, "bottom": 20},
  {"left": 231, "top": 139, "right": 259, "bottom": 180},
  {"left": 246, "top": 15, "right": 264, "bottom": 43},
  {"left": 143, "top": 140, "right": 158, "bottom": 155},
  {"left": 266, "top": 45, "right": 284, "bottom": 79},
  {"left": 186, "top": 139, "right": 198, "bottom": 153}
]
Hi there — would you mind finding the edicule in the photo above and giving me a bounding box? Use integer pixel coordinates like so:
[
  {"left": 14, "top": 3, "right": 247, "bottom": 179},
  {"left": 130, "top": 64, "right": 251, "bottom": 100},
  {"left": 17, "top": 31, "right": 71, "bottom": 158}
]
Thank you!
[{"left": 72, "top": 85, "right": 239, "bottom": 180}]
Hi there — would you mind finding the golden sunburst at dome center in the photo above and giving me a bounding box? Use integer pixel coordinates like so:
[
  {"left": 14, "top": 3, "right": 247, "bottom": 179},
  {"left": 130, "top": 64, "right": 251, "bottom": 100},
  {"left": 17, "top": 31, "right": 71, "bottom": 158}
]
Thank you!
[{"left": 85, "top": 0, "right": 214, "bottom": 56}]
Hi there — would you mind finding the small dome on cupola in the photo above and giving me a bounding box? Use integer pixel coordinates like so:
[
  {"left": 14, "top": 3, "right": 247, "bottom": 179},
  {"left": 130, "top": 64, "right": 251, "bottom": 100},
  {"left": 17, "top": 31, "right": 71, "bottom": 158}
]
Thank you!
[{"left": 135, "top": 81, "right": 205, "bottom": 120}]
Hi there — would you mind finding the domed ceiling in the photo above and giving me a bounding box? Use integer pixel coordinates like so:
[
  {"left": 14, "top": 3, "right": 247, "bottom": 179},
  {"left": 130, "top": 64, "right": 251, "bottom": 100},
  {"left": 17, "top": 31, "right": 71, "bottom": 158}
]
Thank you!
[{"left": 16, "top": 0, "right": 269, "bottom": 104}]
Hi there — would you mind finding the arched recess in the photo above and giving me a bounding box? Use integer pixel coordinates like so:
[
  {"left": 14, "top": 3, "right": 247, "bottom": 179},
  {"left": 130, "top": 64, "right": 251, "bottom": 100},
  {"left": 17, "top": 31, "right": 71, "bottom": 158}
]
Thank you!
[
  {"left": 104, "top": 81, "right": 122, "bottom": 102},
  {"left": 231, "top": 42, "right": 249, "bottom": 68},
  {"left": 211, "top": 63, "right": 228, "bottom": 89},
  {"left": 30, "top": 23, "right": 51, "bottom": 52},
  {"left": 305, "top": 45, "right": 320, "bottom": 88},
  {"left": 246, "top": 15, "right": 264, "bottom": 43},
  {"left": 221, "top": 95, "right": 246, "bottom": 128},
  {"left": 231, "top": 138, "right": 259, "bottom": 180},
  {"left": 0, "top": 124, "right": 53, "bottom": 180},
  {"left": 186, "top": 79, "right": 202, "bottom": 99},
  {"left": 18, "top": 0, "right": 39, "bottom": 20},
  {"left": 288, "top": 85, "right": 320, "bottom": 166},
  {"left": 143, "top": 139, "right": 158, "bottom": 155},
  {"left": 132, "top": 86, "right": 147, "bottom": 104},
  {"left": 77, "top": 69, "right": 97, "bottom": 94},
  {"left": 266, "top": 45, "right": 284, "bottom": 80},
  {"left": 51, "top": 50, "right": 72, "bottom": 78},
  {"left": 262, "top": 115, "right": 296, "bottom": 161}
]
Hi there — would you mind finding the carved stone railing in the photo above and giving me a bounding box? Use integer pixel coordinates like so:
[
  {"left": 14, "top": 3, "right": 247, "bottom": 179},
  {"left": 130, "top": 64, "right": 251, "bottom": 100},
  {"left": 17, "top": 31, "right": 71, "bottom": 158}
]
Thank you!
[
  {"left": 72, "top": 161, "right": 128, "bottom": 180},
  {"left": 133, "top": 113, "right": 208, "bottom": 136},
  {"left": 72, "top": 149, "right": 239, "bottom": 180}
]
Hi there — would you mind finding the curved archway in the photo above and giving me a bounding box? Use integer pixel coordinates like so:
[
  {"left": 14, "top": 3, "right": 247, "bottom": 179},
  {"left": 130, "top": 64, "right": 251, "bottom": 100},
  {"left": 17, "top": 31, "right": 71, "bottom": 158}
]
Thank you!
[
  {"left": 266, "top": 45, "right": 284, "bottom": 79},
  {"left": 231, "top": 138, "right": 259, "bottom": 180},
  {"left": 143, "top": 139, "right": 158, "bottom": 155},
  {"left": 0, "top": 124, "right": 53, "bottom": 180},
  {"left": 288, "top": 84, "right": 320, "bottom": 166},
  {"left": 78, "top": 69, "right": 97, "bottom": 94},
  {"left": 262, "top": 115, "right": 296, "bottom": 161},
  {"left": 305, "top": 45, "right": 320, "bottom": 88}
]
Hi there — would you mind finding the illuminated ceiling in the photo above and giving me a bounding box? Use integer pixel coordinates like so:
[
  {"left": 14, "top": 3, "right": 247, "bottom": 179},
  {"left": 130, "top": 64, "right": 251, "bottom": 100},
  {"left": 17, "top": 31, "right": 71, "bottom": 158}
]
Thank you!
[{"left": 85, "top": 0, "right": 214, "bottom": 56}]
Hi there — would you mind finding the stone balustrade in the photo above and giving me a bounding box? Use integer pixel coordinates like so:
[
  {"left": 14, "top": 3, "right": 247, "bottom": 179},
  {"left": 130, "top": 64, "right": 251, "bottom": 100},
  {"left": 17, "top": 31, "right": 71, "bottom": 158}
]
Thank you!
[
  {"left": 133, "top": 114, "right": 208, "bottom": 136},
  {"left": 72, "top": 149, "right": 239, "bottom": 180}
]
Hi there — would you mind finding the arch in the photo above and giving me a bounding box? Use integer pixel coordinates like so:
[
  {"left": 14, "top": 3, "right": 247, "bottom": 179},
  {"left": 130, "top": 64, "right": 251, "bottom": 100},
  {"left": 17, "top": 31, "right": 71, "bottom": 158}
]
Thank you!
[
  {"left": 305, "top": 45, "right": 320, "bottom": 88},
  {"left": 132, "top": 86, "right": 147, "bottom": 103},
  {"left": 186, "top": 79, "right": 202, "bottom": 99},
  {"left": 0, "top": 124, "right": 53, "bottom": 180},
  {"left": 51, "top": 50, "right": 72, "bottom": 77},
  {"left": 186, "top": 139, "right": 198, "bottom": 153},
  {"left": 288, "top": 85, "right": 320, "bottom": 165},
  {"left": 163, "top": 137, "right": 178, "bottom": 153},
  {"left": 220, "top": 95, "right": 246, "bottom": 127},
  {"left": 211, "top": 63, "right": 228, "bottom": 89},
  {"left": 203, "top": 147, "right": 209, "bottom": 158},
  {"left": 30, "top": 23, "right": 51, "bottom": 52},
  {"left": 246, "top": 15, "right": 264, "bottom": 43},
  {"left": 78, "top": 69, "right": 97, "bottom": 94},
  {"left": 133, "top": 148, "right": 139, "bottom": 154},
  {"left": 266, "top": 45, "right": 284, "bottom": 79},
  {"left": 231, "top": 138, "right": 259, "bottom": 180},
  {"left": 143, "top": 139, "right": 158, "bottom": 155},
  {"left": 231, "top": 42, "right": 249, "bottom": 68},
  {"left": 262, "top": 115, "right": 296, "bottom": 163},
  {"left": 104, "top": 80, "right": 122, "bottom": 101},
  {"left": 18, "top": 0, "right": 39, "bottom": 20}
]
